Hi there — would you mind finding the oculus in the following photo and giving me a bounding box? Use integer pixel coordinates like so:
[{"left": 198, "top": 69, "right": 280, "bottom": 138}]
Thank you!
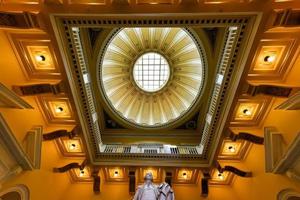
[{"left": 133, "top": 52, "right": 170, "bottom": 92}]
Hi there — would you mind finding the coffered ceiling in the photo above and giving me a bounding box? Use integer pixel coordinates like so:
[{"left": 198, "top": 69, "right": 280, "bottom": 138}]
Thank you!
[
  {"left": 1, "top": 0, "right": 299, "bottom": 194},
  {"left": 50, "top": 12, "right": 260, "bottom": 167}
]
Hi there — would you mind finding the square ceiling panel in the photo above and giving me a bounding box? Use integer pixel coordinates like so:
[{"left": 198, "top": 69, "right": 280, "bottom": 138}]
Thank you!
[
  {"left": 69, "top": 167, "right": 93, "bottom": 182},
  {"left": 37, "top": 96, "right": 75, "bottom": 124},
  {"left": 8, "top": 33, "right": 61, "bottom": 79},
  {"left": 55, "top": 136, "right": 85, "bottom": 157},
  {"left": 248, "top": 37, "right": 297, "bottom": 81},
  {"left": 209, "top": 169, "right": 234, "bottom": 185},
  {"left": 103, "top": 167, "right": 128, "bottom": 182},
  {"left": 218, "top": 139, "right": 251, "bottom": 160},
  {"left": 173, "top": 168, "right": 199, "bottom": 184},
  {"left": 230, "top": 96, "right": 272, "bottom": 127}
]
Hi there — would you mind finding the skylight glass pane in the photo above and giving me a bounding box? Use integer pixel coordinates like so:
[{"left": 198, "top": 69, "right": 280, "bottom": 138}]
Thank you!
[{"left": 133, "top": 52, "right": 170, "bottom": 92}]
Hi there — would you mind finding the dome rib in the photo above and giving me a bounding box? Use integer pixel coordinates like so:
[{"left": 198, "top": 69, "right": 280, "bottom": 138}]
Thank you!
[{"left": 99, "top": 27, "right": 205, "bottom": 128}]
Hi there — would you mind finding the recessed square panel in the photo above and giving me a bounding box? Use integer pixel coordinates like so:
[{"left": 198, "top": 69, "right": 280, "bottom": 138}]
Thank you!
[
  {"left": 48, "top": 101, "right": 72, "bottom": 119},
  {"left": 64, "top": 139, "right": 82, "bottom": 153},
  {"left": 248, "top": 38, "right": 297, "bottom": 81},
  {"left": 55, "top": 136, "right": 85, "bottom": 157},
  {"left": 230, "top": 96, "right": 272, "bottom": 127},
  {"left": 218, "top": 139, "right": 251, "bottom": 160},
  {"left": 234, "top": 102, "right": 260, "bottom": 121},
  {"left": 27, "top": 46, "right": 56, "bottom": 70},
  {"left": 8, "top": 33, "right": 61, "bottom": 79},
  {"left": 209, "top": 169, "right": 234, "bottom": 185},
  {"left": 103, "top": 167, "right": 128, "bottom": 182},
  {"left": 37, "top": 96, "right": 75, "bottom": 124},
  {"left": 69, "top": 167, "right": 93, "bottom": 182},
  {"left": 173, "top": 168, "right": 199, "bottom": 184},
  {"left": 253, "top": 46, "right": 285, "bottom": 71}
]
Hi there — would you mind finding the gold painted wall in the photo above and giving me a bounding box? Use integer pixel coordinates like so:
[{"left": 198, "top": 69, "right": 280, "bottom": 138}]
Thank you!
[
  {"left": 2, "top": 141, "right": 70, "bottom": 200},
  {"left": 230, "top": 53, "right": 300, "bottom": 199}
]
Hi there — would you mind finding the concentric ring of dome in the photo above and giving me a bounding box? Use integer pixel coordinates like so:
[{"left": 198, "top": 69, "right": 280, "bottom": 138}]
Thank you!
[{"left": 99, "top": 27, "right": 205, "bottom": 128}]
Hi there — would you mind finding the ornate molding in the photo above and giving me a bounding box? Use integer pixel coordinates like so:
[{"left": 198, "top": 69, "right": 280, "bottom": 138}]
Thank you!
[
  {"left": 0, "top": 113, "right": 34, "bottom": 170},
  {"left": 0, "top": 83, "right": 33, "bottom": 109},
  {"left": 51, "top": 13, "right": 261, "bottom": 166},
  {"left": 23, "top": 126, "right": 43, "bottom": 169},
  {"left": 264, "top": 127, "right": 284, "bottom": 172},
  {"left": 264, "top": 127, "right": 300, "bottom": 180},
  {"left": 276, "top": 90, "right": 300, "bottom": 110}
]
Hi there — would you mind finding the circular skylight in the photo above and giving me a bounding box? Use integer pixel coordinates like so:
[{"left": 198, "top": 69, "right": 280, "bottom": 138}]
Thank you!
[
  {"left": 133, "top": 52, "right": 170, "bottom": 92},
  {"left": 99, "top": 27, "right": 205, "bottom": 127}
]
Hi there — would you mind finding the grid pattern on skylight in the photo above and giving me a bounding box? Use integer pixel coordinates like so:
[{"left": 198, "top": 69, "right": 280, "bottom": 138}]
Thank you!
[{"left": 133, "top": 52, "right": 170, "bottom": 92}]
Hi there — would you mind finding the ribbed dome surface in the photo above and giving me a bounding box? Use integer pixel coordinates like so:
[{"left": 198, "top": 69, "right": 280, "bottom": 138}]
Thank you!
[{"left": 99, "top": 27, "right": 205, "bottom": 127}]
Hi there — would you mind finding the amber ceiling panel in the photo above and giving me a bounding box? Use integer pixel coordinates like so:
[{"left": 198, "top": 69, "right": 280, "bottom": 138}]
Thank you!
[
  {"left": 55, "top": 136, "right": 85, "bottom": 157},
  {"left": 69, "top": 167, "right": 93, "bottom": 183},
  {"left": 103, "top": 167, "right": 128, "bottom": 182},
  {"left": 209, "top": 169, "right": 234, "bottom": 185},
  {"left": 230, "top": 96, "right": 272, "bottom": 127},
  {"left": 37, "top": 96, "right": 76, "bottom": 124},
  {"left": 8, "top": 33, "right": 61, "bottom": 79},
  {"left": 173, "top": 168, "right": 199, "bottom": 184},
  {"left": 248, "top": 38, "right": 297, "bottom": 82},
  {"left": 218, "top": 139, "right": 251, "bottom": 160}
]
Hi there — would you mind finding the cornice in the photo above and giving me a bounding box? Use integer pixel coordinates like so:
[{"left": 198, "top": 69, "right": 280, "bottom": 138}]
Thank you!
[
  {"left": 0, "top": 83, "right": 33, "bottom": 109},
  {"left": 0, "top": 114, "right": 33, "bottom": 170}
]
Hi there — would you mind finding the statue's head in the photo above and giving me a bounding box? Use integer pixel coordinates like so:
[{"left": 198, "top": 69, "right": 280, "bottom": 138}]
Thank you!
[{"left": 144, "top": 172, "right": 153, "bottom": 185}]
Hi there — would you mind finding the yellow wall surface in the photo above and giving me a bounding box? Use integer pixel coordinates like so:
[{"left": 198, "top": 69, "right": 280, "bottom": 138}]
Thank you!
[
  {"left": 230, "top": 96, "right": 300, "bottom": 199},
  {"left": 1, "top": 141, "right": 73, "bottom": 200},
  {"left": 233, "top": 144, "right": 300, "bottom": 200}
]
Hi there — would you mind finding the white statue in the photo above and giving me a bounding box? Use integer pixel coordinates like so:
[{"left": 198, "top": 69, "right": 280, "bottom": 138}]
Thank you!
[{"left": 133, "top": 173, "right": 175, "bottom": 200}]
